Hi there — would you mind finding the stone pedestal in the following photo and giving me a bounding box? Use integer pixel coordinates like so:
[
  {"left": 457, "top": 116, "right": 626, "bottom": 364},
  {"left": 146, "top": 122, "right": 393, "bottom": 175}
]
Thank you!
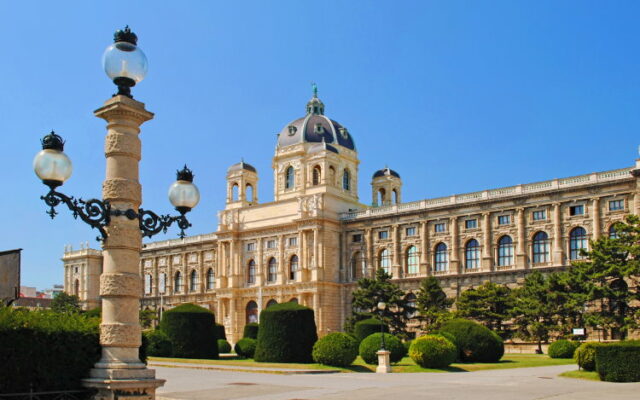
[
  {"left": 83, "top": 95, "right": 164, "bottom": 399},
  {"left": 376, "top": 350, "right": 392, "bottom": 373}
]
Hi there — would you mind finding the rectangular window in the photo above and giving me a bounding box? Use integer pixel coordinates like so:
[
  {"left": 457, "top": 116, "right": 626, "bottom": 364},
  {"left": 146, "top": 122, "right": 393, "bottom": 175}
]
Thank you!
[
  {"left": 406, "top": 227, "right": 417, "bottom": 236},
  {"left": 570, "top": 205, "right": 584, "bottom": 216},
  {"left": 352, "top": 234, "right": 362, "bottom": 243},
  {"left": 465, "top": 219, "right": 477, "bottom": 229},
  {"left": 378, "top": 231, "right": 389, "bottom": 240},
  {"left": 609, "top": 200, "right": 624, "bottom": 211},
  {"left": 246, "top": 243, "right": 256, "bottom": 252},
  {"left": 498, "top": 215, "right": 510, "bottom": 225},
  {"left": 532, "top": 210, "right": 546, "bottom": 221},
  {"left": 288, "top": 237, "right": 298, "bottom": 247},
  {"left": 434, "top": 223, "right": 446, "bottom": 233},
  {"left": 266, "top": 240, "right": 276, "bottom": 249}
]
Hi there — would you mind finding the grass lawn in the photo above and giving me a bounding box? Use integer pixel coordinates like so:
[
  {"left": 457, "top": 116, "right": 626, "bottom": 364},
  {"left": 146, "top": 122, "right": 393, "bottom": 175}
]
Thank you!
[
  {"left": 149, "top": 354, "right": 574, "bottom": 374},
  {"left": 559, "top": 370, "right": 600, "bottom": 381}
]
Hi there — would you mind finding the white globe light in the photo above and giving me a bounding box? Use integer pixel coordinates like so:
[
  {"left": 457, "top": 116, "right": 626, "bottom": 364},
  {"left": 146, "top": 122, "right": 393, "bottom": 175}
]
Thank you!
[
  {"left": 102, "top": 41, "right": 148, "bottom": 84},
  {"left": 168, "top": 180, "right": 200, "bottom": 211},
  {"left": 33, "top": 148, "right": 72, "bottom": 185}
]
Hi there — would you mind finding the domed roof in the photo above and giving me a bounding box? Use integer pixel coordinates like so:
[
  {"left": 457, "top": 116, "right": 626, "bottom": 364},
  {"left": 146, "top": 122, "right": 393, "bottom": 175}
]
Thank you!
[
  {"left": 277, "top": 90, "right": 356, "bottom": 151},
  {"left": 308, "top": 141, "right": 339, "bottom": 154},
  {"left": 373, "top": 167, "right": 400, "bottom": 179},
  {"left": 227, "top": 160, "right": 256, "bottom": 173}
]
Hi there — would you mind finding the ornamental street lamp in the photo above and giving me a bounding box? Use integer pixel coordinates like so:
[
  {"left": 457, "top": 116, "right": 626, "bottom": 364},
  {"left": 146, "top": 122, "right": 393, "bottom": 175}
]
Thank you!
[
  {"left": 377, "top": 301, "right": 387, "bottom": 350},
  {"left": 33, "top": 26, "right": 194, "bottom": 399}
]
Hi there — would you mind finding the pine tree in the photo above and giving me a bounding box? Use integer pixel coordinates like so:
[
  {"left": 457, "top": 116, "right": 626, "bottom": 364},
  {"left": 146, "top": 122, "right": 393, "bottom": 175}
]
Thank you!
[
  {"left": 415, "top": 276, "right": 453, "bottom": 331},
  {"left": 350, "top": 268, "right": 412, "bottom": 337},
  {"left": 455, "top": 281, "right": 514, "bottom": 334}
]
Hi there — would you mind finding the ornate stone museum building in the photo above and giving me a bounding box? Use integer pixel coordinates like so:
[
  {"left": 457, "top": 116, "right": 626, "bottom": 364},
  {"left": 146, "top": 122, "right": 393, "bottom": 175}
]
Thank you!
[{"left": 63, "top": 92, "right": 640, "bottom": 344}]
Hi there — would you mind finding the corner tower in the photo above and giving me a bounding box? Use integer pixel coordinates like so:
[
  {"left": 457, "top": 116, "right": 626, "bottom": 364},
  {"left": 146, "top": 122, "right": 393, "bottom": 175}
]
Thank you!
[
  {"left": 273, "top": 87, "right": 360, "bottom": 206},
  {"left": 372, "top": 167, "right": 402, "bottom": 206},
  {"left": 226, "top": 161, "right": 258, "bottom": 209}
]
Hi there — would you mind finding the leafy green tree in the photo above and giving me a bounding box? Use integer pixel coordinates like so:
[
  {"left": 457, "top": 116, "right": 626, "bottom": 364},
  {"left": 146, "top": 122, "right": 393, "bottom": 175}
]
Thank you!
[
  {"left": 50, "top": 292, "right": 80, "bottom": 314},
  {"left": 415, "top": 276, "right": 453, "bottom": 331},
  {"left": 455, "top": 281, "right": 513, "bottom": 334},
  {"left": 350, "top": 268, "right": 413, "bottom": 338},
  {"left": 567, "top": 215, "right": 640, "bottom": 338}
]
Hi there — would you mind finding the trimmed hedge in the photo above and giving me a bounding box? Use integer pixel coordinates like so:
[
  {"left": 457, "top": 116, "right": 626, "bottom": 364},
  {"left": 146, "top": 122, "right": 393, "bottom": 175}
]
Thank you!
[
  {"left": 595, "top": 342, "right": 640, "bottom": 382},
  {"left": 574, "top": 342, "right": 603, "bottom": 372},
  {"left": 234, "top": 338, "right": 257, "bottom": 358},
  {"left": 548, "top": 340, "right": 579, "bottom": 359},
  {"left": 144, "top": 329, "right": 172, "bottom": 357},
  {"left": 215, "top": 323, "right": 227, "bottom": 341},
  {"left": 243, "top": 322, "right": 259, "bottom": 339},
  {"left": 353, "top": 318, "right": 388, "bottom": 343},
  {"left": 218, "top": 339, "right": 232, "bottom": 353},
  {"left": 439, "top": 319, "right": 504, "bottom": 362},
  {"left": 254, "top": 302, "right": 318, "bottom": 363},
  {"left": 159, "top": 303, "right": 218, "bottom": 359},
  {"left": 409, "top": 334, "right": 457, "bottom": 368},
  {"left": 358, "top": 333, "right": 405, "bottom": 365},
  {"left": 312, "top": 332, "right": 359, "bottom": 367}
]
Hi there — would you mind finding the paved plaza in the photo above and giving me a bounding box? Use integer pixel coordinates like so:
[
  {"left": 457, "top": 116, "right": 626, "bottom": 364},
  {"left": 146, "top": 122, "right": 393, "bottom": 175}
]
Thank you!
[{"left": 155, "top": 364, "right": 640, "bottom": 400}]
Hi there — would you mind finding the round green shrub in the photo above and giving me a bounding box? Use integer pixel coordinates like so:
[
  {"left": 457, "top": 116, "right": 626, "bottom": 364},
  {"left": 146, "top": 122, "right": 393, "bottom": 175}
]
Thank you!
[
  {"left": 215, "top": 323, "right": 227, "bottom": 340},
  {"left": 574, "top": 342, "right": 603, "bottom": 371},
  {"left": 439, "top": 319, "right": 504, "bottom": 363},
  {"left": 358, "top": 333, "right": 405, "bottom": 365},
  {"left": 234, "top": 338, "right": 257, "bottom": 358},
  {"left": 548, "top": 339, "right": 579, "bottom": 359},
  {"left": 218, "top": 339, "right": 232, "bottom": 353},
  {"left": 243, "top": 322, "right": 259, "bottom": 339},
  {"left": 353, "top": 318, "right": 388, "bottom": 343},
  {"left": 409, "top": 334, "right": 457, "bottom": 368},
  {"left": 254, "top": 302, "right": 318, "bottom": 363},
  {"left": 439, "top": 331, "right": 457, "bottom": 348},
  {"left": 159, "top": 303, "right": 218, "bottom": 359},
  {"left": 312, "top": 332, "right": 359, "bottom": 367},
  {"left": 403, "top": 340, "right": 413, "bottom": 355},
  {"left": 144, "top": 329, "right": 172, "bottom": 357}
]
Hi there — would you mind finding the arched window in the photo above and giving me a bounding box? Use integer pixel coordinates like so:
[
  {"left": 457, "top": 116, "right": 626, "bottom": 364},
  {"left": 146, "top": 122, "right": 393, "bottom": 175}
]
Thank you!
[
  {"left": 247, "top": 260, "right": 256, "bottom": 284},
  {"left": 285, "top": 166, "right": 295, "bottom": 189},
  {"left": 246, "top": 300, "right": 258, "bottom": 324},
  {"left": 569, "top": 227, "right": 588, "bottom": 260},
  {"left": 159, "top": 272, "right": 167, "bottom": 294},
  {"left": 406, "top": 246, "right": 419, "bottom": 274},
  {"left": 434, "top": 243, "right": 448, "bottom": 272},
  {"left": 268, "top": 257, "right": 277, "bottom": 282},
  {"left": 465, "top": 239, "right": 480, "bottom": 269},
  {"left": 289, "top": 298, "right": 299, "bottom": 304},
  {"left": 189, "top": 270, "right": 198, "bottom": 292},
  {"left": 532, "top": 231, "right": 550, "bottom": 263},
  {"left": 289, "top": 255, "right": 299, "bottom": 281},
  {"left": 174, "top": 271, "right": 183, "bottom": 293},
  {"left": 497, "top": 235, "right": 514, "bottom": 266},
  {"left": 379, "top": 248, "right": 391, "bottom": 274},
  {"left": 312, "top": 166, "right": 321, "bottom": 186},
  {"left": 144, "top": 274, "right": 152, "bottom": 294},
  {"left": 232, "top": 183, "right": 239, "bottom": 201},
  {"left": 378, "top": 189, "right": 386, "bottom": 206},
  {"left": 74, "top": 279, "right": 79, "bottom": 296},
  {"left": 266, "top": 299, "right": 278, "bottom": 308},
  {"left": 342, "top": 169, "right": 351, "bottom": 190},
  {"left": 405, "top": 293, "right": 417, "bottom": 318},
  {"left": 206, "top": 268, "right": 215, "bottom": 290},
  {"left": 609, "top": 224, "right": 619, "bottom": 239},
  {"left": 246, "top": 184, "right": 253, "bottom": 202}
]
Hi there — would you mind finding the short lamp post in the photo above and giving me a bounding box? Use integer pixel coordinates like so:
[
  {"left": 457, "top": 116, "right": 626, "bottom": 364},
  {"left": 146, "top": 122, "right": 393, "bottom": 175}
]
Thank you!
[
  {"left": 34, "top": 26, "right": 200, "bottom": 399},
  {"left": 376, "top": 301, "right": 391, "bottom": 373},
  {"left": 377, "top": 301, "right": 387, "bottom": 350}
]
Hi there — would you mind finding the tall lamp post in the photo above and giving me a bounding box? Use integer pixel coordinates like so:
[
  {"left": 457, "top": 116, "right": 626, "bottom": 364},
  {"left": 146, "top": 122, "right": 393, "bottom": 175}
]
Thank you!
[
  {"left": 33, "top": 26, "right": 199, "bottom": 400},
  {"left": 376, "top": 301, "right": 391, "bottom": 373},
  {"left": 377, "top": 301, "right": 386, "bottom": 350}
]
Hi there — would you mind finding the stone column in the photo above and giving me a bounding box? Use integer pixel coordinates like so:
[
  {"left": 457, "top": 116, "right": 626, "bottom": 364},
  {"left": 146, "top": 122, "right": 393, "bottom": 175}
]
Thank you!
[
  {"left": 84, "top": 95, "right": 163, "bottom": 398},
  {"left": 592, "top": 198, "right": 601, "bottom": 240},
  {"left": 365, "top": 228, "right": 374, "bottom": 278},
  {"left": 481, "top": 213, "right": 492, "bottom": 271},
  {"left": 552, "top": 203, "right": 564, "bottom": 266},
  {"left": 391, "top": 224, "right": 401, "bottom": 278},
  {"left": 420, "top": 221, "right": 429, "bottom": 275},
  {"left": 515, "top": 208, "right": 527, "bottom": 269},
  {"left": 449, "top": 217, "right": 459, "bottom": 273},
  {"left": 256, "top": 237, "right": 264, "bottom": 285},
  {"left": 277, "top": 234, "right": 285, "bottom": 284}
]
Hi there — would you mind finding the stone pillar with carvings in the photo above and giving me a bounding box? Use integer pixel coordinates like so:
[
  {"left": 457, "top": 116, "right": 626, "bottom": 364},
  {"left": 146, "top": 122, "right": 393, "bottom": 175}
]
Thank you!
[
  {"left": 481, "top": 213, "right": 492, "bottom": 271},
  {"left": 365, "top": 228, "right": 373, "bottom": 278},
  {"left": 277, "top": 235, "right": 285, "bottom": 284},
  {"left": 420, "top": 221, "right": 429, "bottom": 276},
  {"left": 449, "top": 217, "right": 459, "bottom": 273},
  {"left": 256, "top": 237, "right": 264, "bottom": 285},
  {"left": 552, "top": 203, "right": 564, "bottom": 266},
  {"left": 391, "top": 225, "right": 401, "bottom": 278},
  {"left": 592, "top": 198, "right": 601, "bottom": 240},
  {"left": 84, "top": 96, "right": 164, "bottom": 399},
  {"left": 515, "top": 208, "right": 527, "bottom": 269}
]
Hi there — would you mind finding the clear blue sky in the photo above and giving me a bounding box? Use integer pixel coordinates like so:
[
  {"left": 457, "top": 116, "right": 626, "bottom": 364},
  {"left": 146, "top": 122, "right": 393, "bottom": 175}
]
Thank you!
[{"left": 1, "top": 1, "right": 638, "bottom": 290}]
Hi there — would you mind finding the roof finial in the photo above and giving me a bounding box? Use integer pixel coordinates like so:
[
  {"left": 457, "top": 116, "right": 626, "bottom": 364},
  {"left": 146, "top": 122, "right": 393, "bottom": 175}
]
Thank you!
[{"left": 311, "top": 82, "right": 318, "bottom": 98}]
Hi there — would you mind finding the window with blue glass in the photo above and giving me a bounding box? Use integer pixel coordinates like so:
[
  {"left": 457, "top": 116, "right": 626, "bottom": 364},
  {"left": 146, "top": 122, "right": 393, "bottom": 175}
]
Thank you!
[
  {"left": 532, "top": 210, "right": 546, "bottom": 221},
  {"left": 465, "top": 239, "right": 480, "bottom": 269},
  {"left": 247, "top": 260, "right": 256, "bottom": 284},
  {"left": 609, "top": 200, "right": 624, "bottom": 211},
  {"left": 267, "top": 257, "right": 277, "bottom": 282},
  {"left": 406, "top": 227, "right": 417, "bottom": 236},
  {"left": 465, "top": 219, "right": 477, "bottom": 229},
  {"left": 342, "top": 169, "right": 350, "bottom": 190},
  {"left": 498, "top": 215, "right": 511, "bottom": 225},
  {"left": 379, "top": 248, "right": 391, "bottom": 273},
  {"left": 434, "top": 223, "right": 446, "bottom": 233},
  {"left": 569, "top": 227, "right": 588, "bottom": 260},
  {"left": 570, "top": 205, "right": 584, "bottom": 216},
  {"left": 532, "top": 231, "right": 549, "bottom": 263},
  {"left": 609, "top": 224, "right": 619, "bottom": 239},
  {"left": 406, "top": 246, "right": 419, "bottom": 274},
  {"left": 378, "top": 230, "right": 389, "bottom": 240},
  {"left": 285, "top": 166, "right": 295, "bottom": 189},
  {"left": 497, "top": 235, "right": 514, "bottom": 266},
  {"left": 434, "top": 243, "right": 448, "bottom": 271}
]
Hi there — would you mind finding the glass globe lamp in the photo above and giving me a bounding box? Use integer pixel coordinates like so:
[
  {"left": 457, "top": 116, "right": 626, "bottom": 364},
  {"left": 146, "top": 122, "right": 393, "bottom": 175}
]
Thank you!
[
  {"left": 168, "top": 165, "right": 200, "bottom": 214},
  {"left": 377, "top": 301, "right": 387, "bottom": 311},
  {"left": 102, "top": 26, "right": 148, "bottom": 97},
  {"left": 33, "top": 131, "right": 72, "bottom": 189}
]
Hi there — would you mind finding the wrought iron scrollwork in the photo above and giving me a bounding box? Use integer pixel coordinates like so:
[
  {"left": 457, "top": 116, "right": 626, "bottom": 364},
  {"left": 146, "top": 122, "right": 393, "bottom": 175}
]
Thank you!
[
  {"left": 40, "top": 189, "right": 192, "bottom": 241},
  {"left": 41, "top": 189, "right": 110, "bottom": 241}
]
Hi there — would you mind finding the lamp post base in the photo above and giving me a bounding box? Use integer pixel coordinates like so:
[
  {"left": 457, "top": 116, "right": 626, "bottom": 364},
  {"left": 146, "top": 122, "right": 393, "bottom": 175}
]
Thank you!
[
  {"left": 83, "top": 367, "right": 165, "bottom": 400},
  {"left": 376, "top": 350, "right": 392, "bottom": 373}
]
